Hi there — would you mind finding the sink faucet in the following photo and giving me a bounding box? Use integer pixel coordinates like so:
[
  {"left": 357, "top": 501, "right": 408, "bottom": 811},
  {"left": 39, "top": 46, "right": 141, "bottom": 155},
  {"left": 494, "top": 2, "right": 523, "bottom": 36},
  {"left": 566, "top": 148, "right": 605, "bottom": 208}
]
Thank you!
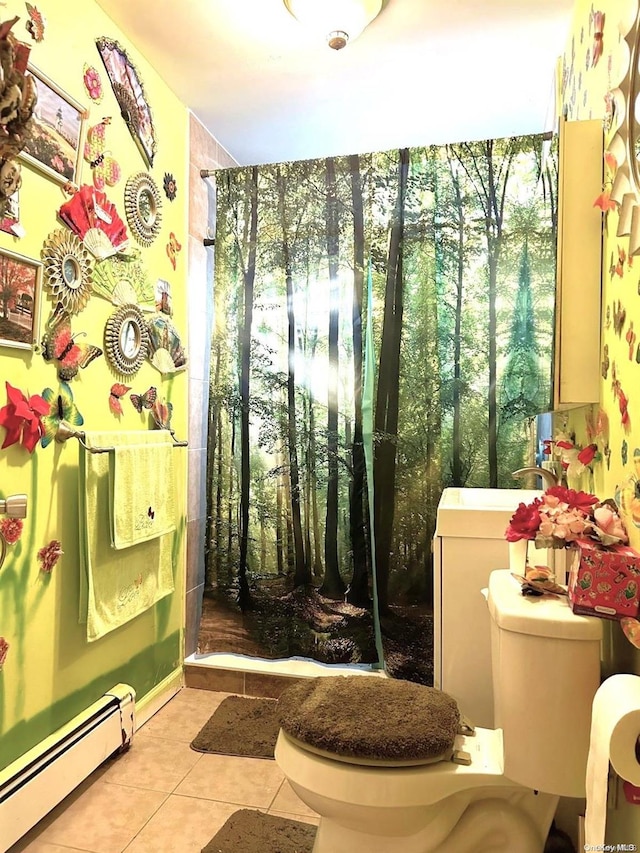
[{"left": 512, "top": 466, "right": 561, "bottom": 489}]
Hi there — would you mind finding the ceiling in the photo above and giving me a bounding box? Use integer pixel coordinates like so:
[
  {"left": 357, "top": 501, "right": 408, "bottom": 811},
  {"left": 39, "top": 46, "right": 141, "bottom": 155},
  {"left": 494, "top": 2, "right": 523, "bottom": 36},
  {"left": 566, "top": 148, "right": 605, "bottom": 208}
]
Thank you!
[{"left": 95, "top": 0, "right": 574, "bottom": 167}]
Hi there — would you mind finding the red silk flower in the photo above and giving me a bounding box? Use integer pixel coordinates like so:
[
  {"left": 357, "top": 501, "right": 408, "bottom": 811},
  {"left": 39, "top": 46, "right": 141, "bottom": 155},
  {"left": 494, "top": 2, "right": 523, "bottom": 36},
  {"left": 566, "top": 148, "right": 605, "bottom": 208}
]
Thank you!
[
  {"left": 0, "top": 382, "right": 48, "bottom": 452},
  {"left": 545, "top": 486, "right": 598, "bottom": 512},
  {"left": 505, "top": 499, "right": 542, "bottom": 542}
]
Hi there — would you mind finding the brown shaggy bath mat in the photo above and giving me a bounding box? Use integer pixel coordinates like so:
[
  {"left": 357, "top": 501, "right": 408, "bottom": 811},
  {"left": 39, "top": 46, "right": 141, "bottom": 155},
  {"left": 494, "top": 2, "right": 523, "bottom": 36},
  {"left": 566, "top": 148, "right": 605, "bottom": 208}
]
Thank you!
[
  {"left": 202, "top": 809, "right": 316, "bottom": 853},
  {"left": 191, "top": 695, "right": 280, "bottom": 759}
]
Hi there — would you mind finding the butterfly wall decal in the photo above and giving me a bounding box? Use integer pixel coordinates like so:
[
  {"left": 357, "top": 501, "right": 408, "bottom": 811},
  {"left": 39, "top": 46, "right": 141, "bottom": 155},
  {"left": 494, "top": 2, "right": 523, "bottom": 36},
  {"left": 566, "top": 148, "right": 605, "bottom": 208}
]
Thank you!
[
  {"left": 109, "top": 383, "right": 131, "bottom": 416},
  {"left": 130, "top": 386, "right": 157, "bottom": 413},
  {"left": 40, "top": 382, "right": 84, "bottom": 449},
  {"left": 41, "top": 304, "right": 103, "bottom": 381}
]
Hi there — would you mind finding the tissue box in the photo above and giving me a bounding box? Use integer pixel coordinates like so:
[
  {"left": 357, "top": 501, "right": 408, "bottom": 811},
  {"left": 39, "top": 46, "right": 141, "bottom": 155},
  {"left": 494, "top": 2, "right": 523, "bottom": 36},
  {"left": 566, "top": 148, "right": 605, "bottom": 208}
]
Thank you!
[{"left": 567, "top": 540, "right": 640, "bottom": 620}]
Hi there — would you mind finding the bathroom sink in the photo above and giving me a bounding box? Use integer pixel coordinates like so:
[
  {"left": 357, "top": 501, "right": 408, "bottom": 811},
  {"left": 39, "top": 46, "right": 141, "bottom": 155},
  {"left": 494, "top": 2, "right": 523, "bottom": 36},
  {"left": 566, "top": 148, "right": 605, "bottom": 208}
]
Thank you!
[{"left": 435, "top": 487, "right": 543, "bottom": 539}]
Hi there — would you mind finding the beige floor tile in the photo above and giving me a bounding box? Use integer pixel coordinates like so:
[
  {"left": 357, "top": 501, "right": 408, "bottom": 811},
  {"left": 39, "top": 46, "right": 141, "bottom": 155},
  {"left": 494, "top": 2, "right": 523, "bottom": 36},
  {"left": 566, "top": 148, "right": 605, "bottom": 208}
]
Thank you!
[
  {"left": 123, "top": 794, "right": 238, "bottom": 853},
  {"left": 27, "top": 781, "right": 167, "bottom": 853},
  {"left": 10, "top": 844, "right": 95, "bottom": 853},
  {"left": 174, "top": 753, "right": 285, "bottom": 808},
  {"left": 174, "top": 687, "right": 233, "bottom": 706},
  {"left": 269, "top": 810, "right": 320, "bottom": 827},
  {"left": 100, "top": 733, "right": 203, "bottom": 792},
  {"left": 269, "top": 780, "right": 320, "bottom": 818},
  {"left": 140, "top": 691, "right": 228, "bottom": 743}
]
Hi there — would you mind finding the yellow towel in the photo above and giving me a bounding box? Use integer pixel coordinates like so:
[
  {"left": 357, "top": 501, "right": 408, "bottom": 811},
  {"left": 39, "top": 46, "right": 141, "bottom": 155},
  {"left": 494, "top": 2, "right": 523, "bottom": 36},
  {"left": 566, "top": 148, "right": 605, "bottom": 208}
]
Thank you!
[
  {"left": 78, "top": 430, "right": 175, "bottom": 643},
  {"left": 108, "top": 435, "right": 176, "bottom": 549}
]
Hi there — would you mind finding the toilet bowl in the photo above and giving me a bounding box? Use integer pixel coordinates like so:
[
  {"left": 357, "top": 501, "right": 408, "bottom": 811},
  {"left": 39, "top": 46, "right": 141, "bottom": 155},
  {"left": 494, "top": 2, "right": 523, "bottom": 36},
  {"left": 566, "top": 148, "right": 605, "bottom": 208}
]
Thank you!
[
  {"left": 275, "top": 726, "right": 555, "bottom": 853},
  {"left": 275, "top": 570, "right": 603, "bottom": 853}
]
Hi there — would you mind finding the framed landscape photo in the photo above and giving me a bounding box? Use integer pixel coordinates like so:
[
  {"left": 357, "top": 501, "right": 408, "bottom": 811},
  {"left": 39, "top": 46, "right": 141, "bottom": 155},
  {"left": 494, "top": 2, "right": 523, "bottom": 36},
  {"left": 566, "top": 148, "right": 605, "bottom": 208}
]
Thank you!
[
  {"left": 0, "top": 248, "right": 43, "bottom": 350},
  {"left": 96, "top": 37, "right": 157, "bottom": 168},
  {"left": 20, "top": 65, "right": 86, "bottom": 185}
]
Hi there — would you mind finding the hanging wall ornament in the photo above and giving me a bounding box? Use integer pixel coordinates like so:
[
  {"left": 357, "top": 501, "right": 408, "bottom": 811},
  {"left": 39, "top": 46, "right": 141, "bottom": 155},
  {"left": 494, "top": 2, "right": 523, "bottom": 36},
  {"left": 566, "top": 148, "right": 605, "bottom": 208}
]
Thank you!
[
  {"left": 91, "top": 251, "right": 154, "bottom": 309},
  {"left": 41, "top": 229, "right": 94, "bottom": 314},
  {"left": 40, "top": 381, "right": 84, "bottom": 448},
  {"left": 82, "top": 64, "right": 103, "bottom": 103},
  {"left": 163, "top": 172, "right": 176, "bottom": 201},
  {"left": 124, "top": 172, "right": 162, "bottom": 247},
  {"left": 95, "top": 38, "right": 157, "bottom": 168},
  {"left": 109, "top": 382, "right": 131, "bottom": 416},
  {"left": 0, "top": 157, "right": 21, "bottom": 217},
  {"left": 25, "top": 3, "right": 45, "bottom": 42},
  {"left": 166, "top": 231, "right": 181, "bottom": 270},
  {"left": 130, "top": 386, "right": 156, "bottom": 413},
  {"left": 83, "top": 119, "right": 121, "bottom": 190},
  {"left": 104, "top": 303, "right": 150, "bottom": 376},
  {"left": 41, "top": 303, "right": 103, "bottom": 381},
  {"left": 146, "top": 313, "right": 187, "bottom": 375},
  {"left": 0, "top": 17, "right": 37, "bottom": 160},
  {"left": 58, "top": 184, "right": 129, "bottom": 260}
]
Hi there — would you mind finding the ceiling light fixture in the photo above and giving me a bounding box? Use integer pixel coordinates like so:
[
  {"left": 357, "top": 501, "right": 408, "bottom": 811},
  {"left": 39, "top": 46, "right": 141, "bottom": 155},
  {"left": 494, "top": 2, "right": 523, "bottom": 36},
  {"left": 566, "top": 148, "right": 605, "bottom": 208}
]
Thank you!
[{"left": 283, "top": 0, "right": 383, "bottom": 50}]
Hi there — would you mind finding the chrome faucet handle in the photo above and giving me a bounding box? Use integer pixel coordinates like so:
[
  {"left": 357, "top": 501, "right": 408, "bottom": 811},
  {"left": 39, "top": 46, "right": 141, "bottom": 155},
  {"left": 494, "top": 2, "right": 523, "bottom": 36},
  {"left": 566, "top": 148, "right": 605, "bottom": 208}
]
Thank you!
[{"left": 512, "top": 467, "right": 559, "bottom": 489}]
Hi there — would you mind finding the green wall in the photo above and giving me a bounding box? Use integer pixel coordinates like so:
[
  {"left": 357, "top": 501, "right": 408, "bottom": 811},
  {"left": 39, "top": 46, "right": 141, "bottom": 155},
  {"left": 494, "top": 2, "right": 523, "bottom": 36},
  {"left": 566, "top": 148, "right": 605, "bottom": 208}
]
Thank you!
[{"left": 0, "top": 0, "right": 188, "bottom": 771}]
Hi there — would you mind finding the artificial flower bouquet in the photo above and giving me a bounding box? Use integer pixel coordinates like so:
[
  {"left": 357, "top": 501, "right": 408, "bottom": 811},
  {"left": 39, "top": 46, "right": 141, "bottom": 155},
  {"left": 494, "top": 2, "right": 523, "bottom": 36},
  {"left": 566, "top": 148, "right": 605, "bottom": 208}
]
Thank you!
[{"left": 505, "top": 486, "right": 640, "bottom": 620}]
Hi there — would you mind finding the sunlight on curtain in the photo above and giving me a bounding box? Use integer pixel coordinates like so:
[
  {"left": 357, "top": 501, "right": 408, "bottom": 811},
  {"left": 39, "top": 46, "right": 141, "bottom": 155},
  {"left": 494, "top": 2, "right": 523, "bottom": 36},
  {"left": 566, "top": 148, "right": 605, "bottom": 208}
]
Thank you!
[{"left": 200, "top": 136, "right": 557, "bottom": 683}]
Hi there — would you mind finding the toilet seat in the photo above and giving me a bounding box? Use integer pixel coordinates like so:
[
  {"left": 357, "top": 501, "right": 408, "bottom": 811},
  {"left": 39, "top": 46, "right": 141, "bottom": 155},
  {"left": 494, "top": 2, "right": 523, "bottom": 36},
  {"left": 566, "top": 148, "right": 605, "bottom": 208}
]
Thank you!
[{"left": 283, "top": 730, "right": 455, "bottom": 767}]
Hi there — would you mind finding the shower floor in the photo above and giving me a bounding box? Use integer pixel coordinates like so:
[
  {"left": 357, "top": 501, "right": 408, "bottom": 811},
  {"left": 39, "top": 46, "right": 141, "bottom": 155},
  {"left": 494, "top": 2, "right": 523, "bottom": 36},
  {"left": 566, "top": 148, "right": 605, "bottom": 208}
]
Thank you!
[{"left": 196, "top": 579, "right": 434, "bottom": 685}]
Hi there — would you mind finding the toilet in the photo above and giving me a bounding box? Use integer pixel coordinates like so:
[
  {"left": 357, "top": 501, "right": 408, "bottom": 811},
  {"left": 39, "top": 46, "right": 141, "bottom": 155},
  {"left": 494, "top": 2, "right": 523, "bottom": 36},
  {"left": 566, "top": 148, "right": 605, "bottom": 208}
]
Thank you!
[{"left": 274, "top": 569, "right": 603, "bottom": 853}]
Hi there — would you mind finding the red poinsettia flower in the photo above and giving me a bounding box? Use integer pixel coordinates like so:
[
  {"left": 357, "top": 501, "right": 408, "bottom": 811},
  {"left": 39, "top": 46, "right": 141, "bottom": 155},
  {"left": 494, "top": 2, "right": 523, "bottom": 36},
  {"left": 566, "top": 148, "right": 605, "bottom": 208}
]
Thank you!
[
  {"left": 505, "top": 499, "right": 542, "bottom": 542},
  {"left": 0, "top": 382, "right": 49, "bottom": 453},
  {"left": 38, "top": 540, "right": 63, "bottom": 573},
  {"left": 0, "top": 517, "right": 23, "bottom": 545},
  {"left": 545, "top": 486, "right": 598, "bottom": 512}
]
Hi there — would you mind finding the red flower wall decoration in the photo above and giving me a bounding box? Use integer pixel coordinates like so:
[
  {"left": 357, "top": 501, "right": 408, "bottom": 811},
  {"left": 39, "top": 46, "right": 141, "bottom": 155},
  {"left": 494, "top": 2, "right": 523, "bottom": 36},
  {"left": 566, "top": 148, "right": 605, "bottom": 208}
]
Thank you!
[{"left": 0, "top": 382, "right": 48, "bottom": 452}]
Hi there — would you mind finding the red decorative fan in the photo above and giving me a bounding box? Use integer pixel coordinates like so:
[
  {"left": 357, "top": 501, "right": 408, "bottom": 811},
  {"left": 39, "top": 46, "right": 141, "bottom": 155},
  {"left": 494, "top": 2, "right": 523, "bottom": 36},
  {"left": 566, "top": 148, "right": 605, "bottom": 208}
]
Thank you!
[{"left": 58, "top": 184, "right": 129, "bottom": 260}]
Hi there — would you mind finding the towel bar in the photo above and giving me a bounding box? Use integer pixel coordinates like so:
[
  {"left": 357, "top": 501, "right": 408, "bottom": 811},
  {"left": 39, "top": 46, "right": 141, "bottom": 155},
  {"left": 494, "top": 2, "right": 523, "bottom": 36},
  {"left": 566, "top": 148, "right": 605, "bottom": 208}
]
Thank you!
[{"left": 54, "top": 420, "right": 188, "bottom": 453}]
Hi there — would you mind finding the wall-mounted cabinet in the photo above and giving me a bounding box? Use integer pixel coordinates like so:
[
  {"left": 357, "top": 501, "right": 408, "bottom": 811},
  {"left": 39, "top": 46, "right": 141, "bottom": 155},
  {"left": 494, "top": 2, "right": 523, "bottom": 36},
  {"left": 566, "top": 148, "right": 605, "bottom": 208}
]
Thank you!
[{"left": 553, "top": 117, "right": 603, "bottom": 408}]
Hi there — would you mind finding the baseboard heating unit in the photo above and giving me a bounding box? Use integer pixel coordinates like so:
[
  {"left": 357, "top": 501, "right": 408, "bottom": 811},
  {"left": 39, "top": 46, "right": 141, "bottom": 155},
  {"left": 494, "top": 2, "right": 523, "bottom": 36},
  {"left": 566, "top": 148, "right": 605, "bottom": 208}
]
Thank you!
[{"left": 0, "top": 683, "right": 135, "bottom": 851}]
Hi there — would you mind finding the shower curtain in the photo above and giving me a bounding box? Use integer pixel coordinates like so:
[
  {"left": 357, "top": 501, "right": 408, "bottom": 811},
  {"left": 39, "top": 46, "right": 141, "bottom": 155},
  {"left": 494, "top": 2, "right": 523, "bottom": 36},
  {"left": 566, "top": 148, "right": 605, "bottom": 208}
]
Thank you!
[{"left": 201, "top": 136, "right": 557, "bottom": 683}]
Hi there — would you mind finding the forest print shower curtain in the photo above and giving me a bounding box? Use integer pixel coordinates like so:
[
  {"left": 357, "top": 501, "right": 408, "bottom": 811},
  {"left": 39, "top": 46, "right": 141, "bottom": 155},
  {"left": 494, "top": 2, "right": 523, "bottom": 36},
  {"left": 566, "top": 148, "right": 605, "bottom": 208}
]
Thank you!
[{"left": 201, "top": 135, "right": 557, "bottom": 683}]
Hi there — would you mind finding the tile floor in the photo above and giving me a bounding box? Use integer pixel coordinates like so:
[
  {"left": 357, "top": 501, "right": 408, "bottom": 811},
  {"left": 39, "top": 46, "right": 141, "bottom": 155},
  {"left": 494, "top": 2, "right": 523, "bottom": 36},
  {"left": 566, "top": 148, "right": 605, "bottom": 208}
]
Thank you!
[{"left": 8, "top": 688, "right": 319, "bottom": 853}]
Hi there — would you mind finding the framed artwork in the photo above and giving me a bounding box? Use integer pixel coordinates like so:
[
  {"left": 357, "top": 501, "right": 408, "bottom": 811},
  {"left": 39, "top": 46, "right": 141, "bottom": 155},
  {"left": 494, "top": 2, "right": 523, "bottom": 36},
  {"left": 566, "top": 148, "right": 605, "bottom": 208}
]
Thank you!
[
  {"left": 95, "top": 38, "right": 157, "bottom": 168},
  {"left": 0, "top": 248, "right": 43, "bottom": 350},
  {"left": 20, "top": 65, "right": 86, "bottom": 185}
]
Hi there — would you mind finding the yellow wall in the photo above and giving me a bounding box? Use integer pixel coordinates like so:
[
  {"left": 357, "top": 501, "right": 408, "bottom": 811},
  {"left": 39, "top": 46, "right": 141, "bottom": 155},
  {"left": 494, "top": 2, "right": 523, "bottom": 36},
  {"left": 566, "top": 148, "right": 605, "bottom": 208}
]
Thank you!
[
  {"left": 0, "top": 0, "right": 188, "bottom": 770},
  {"left": 564, "top": 0, "right": 640, "bottom": 842}
]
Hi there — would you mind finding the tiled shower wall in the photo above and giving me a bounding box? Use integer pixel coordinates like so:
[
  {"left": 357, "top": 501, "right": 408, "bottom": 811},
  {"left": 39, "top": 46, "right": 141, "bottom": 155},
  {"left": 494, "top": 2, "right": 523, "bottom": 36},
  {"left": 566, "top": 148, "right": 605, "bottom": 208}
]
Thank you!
[{"left": 186, "top": 115, "right": 238, "bottom": 656}]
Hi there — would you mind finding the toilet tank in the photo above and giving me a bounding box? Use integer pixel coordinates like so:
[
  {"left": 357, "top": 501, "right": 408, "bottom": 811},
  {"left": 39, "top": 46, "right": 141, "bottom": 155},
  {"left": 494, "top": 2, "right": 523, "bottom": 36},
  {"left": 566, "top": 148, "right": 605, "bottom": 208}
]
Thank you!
[{"left": 487, "top": 570, "right": 602, "bottom": 798}]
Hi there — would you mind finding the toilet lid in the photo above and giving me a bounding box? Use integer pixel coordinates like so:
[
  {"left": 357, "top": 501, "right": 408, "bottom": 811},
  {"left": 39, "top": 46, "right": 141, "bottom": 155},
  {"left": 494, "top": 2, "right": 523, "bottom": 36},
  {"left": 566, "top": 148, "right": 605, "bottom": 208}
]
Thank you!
[{"left": 277, "top": 676, "right": 460, "bottom": 764}]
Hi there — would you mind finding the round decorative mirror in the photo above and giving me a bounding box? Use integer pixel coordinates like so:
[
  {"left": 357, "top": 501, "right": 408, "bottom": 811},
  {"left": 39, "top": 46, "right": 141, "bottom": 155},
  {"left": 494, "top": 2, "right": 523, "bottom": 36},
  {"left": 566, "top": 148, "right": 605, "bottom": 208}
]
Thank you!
[
  {"left": 104, "top": 303, "right": 149, "bottom": 375},
  {"left": 41, "top": 230, "right": 95, "bottom": 315},
  {"left": 124, "top": 172, "right": 162, "bottom": 247}
]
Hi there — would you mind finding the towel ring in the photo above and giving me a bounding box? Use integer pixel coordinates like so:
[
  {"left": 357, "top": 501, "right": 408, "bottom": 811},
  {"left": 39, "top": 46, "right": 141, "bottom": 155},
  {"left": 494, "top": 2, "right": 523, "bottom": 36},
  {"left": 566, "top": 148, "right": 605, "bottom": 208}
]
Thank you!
[{"left": 54, "top": 420, "right": 188, "bottom": 453}]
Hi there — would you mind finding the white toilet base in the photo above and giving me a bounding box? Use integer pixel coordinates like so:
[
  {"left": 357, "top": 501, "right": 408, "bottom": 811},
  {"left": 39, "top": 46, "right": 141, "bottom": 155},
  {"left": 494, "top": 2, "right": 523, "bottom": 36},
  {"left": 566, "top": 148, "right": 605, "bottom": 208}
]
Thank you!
[
  {"left": 276, "top": 730, "right": 558, "bottom": 853},
  {"left": 310, "top": 796, "right": 551, "bottom": 853}
]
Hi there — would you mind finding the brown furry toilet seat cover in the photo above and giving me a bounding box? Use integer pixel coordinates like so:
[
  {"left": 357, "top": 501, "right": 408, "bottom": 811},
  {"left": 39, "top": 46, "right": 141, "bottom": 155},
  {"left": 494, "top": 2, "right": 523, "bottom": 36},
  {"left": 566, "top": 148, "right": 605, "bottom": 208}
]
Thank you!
[{"left": 277, "top": 676, "right": 460, "bottom": 763}]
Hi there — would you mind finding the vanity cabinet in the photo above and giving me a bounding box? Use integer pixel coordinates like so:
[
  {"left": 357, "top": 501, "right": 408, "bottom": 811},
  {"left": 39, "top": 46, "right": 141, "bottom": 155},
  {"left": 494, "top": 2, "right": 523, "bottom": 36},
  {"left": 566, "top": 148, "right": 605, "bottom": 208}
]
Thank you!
[{"left": 553, "top": 117, "right": 603, "bottom": 408}]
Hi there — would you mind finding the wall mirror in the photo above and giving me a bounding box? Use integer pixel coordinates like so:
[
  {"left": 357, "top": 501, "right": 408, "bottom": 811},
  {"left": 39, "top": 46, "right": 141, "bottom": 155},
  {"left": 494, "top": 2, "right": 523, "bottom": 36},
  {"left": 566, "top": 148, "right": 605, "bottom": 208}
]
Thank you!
[
  {"left": 104, "top": 303, "right": 149, "bottom": 375},
  {"left": 124, "top": 172, "right": 163, "bottom": 247}
]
